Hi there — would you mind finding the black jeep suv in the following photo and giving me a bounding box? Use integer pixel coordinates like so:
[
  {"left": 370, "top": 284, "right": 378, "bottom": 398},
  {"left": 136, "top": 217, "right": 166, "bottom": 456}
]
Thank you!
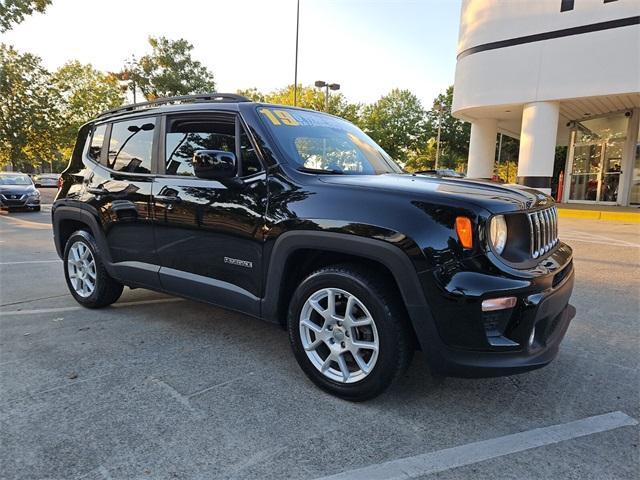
[{"left": 52, "top": 94, "right": 575, "bottom": 400}]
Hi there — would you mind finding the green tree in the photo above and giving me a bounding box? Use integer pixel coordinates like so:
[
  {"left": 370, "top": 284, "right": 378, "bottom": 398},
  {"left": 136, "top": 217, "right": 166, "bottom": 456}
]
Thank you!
[
  {"left": 254, "top": 84, "right": 362, "bottom": 124},
  {"left": 361, "top": 89, "right": 427, "bottom": 164},
  {"left": 404, "top": 137, "right": 437, "bottom": 173},
  {"left": 236, "top": 87, "right": 266, "bottom": 102},
  {"left": 0, "top": 44, "right": 61, "bottom": 172},
  {"left": 123, "top": 36, "right": 216, "bottom": 100},
  {"left": 52, "top": 61, "right": 124, "bottom": 159},
  {"left": 0, "top": 0, "right": 50, "bottom": 32},
  {"left": 494, "top": 135, "right": 519, "bottom": 182},
  {"left": 424, "top": 85, "right": 470, "bottom": 171}
]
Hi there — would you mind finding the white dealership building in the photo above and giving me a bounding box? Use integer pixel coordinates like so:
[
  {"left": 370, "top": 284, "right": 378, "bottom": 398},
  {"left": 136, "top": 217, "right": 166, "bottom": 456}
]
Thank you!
[{"left": 452, "top": 0, "right": 640, "bottom": 206}]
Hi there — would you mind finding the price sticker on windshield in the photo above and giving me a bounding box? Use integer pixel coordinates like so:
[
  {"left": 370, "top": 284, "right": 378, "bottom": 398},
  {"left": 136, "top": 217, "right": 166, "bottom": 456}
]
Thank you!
[{"left": 259, "top": 108, "right": 300, "bottom": 126}]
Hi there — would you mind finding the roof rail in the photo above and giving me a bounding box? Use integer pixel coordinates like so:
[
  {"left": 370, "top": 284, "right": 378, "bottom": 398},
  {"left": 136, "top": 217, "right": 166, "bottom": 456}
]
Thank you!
[{"left": 96, "top": 93, "right": 251, "bottom": 119}]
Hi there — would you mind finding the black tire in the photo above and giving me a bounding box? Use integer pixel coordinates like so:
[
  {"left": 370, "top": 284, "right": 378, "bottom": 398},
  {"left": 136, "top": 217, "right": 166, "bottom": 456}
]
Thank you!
[
  {"left": 288, "top": 263, "right": 414, "bottom": 401},
  {"left": 63, "top": 230, "right": 123, "bottom": 308}
]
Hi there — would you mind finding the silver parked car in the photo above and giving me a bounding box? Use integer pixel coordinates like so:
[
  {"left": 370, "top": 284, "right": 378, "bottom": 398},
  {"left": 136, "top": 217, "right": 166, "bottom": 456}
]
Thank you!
[{"left": 33, "top": 173, "right": 61, "bottom": 188}]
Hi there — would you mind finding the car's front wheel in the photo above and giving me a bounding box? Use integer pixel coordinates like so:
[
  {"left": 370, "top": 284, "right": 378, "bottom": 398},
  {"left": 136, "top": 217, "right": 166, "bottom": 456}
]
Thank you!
[
  {"left": 288, "top": 264, "right": 414, "bottom": 401},
  {"left": 63, "top": 230, "right": 123, "bottom": 308}
]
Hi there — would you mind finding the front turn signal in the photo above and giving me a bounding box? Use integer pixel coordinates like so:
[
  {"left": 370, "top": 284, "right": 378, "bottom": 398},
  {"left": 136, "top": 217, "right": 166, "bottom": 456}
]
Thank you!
[{"left": 455, "top": 216, "right": 473, "bottom": 249}]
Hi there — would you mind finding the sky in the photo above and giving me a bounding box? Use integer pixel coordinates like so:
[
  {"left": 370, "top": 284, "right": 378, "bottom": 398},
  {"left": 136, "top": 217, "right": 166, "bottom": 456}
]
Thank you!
[{"left": 1, "top": 0, "right": 462, "bottom": 108}]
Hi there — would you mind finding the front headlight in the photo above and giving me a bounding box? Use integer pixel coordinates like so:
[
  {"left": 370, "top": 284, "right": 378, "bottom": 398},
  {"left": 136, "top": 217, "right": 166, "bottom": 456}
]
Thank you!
[{"left": 489, "top": 215, "right": 508, "bottom": 255}]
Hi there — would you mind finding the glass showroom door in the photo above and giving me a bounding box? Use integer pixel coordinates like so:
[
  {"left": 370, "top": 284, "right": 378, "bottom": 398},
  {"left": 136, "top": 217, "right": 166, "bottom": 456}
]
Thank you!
[
  {"left": 568, "top": 113, "right": 629, "bottom": 204},
  {"left": 598, "top": 139, "right": 624, "bottom": 203},
  {"left": 568, "top": 140, "right": 601, "bottom": 202},
  {"left": 630, "top": 123, "right": 640, "bottom": 205}
]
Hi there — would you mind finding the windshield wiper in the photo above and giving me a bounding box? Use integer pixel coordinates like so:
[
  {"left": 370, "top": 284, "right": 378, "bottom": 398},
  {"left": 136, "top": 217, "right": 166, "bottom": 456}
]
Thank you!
[{"left": 297, "top": 167, "right": 344, "bottom": 175}]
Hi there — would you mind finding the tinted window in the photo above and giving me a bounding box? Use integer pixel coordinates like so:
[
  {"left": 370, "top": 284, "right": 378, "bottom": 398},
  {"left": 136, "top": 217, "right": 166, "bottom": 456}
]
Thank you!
[
  {"left": 560, "top": 0, "right": 574, "bottom": 11},
  {"left": 107, "top": 118, "right": 155, "bottom": 174},
  {"left": 88, "top": 124, "right": 107, "bottom": 162},
  {"left": 165, "top": 116, "right": 235, "bottom": 176},
  {"left": 240, "top": 127, "right": 263, "bottom": 176}
]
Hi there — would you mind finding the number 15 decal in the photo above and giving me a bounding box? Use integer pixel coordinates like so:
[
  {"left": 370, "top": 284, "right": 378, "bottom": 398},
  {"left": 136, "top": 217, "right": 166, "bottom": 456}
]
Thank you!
[{"left": 259, "top": 108, "right": 300, "bottom": 126}]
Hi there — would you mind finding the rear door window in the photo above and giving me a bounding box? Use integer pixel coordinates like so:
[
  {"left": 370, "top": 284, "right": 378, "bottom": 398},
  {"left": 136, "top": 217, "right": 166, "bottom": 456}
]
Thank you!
[{"left": 107, "top": 118, "right": 156, "bottom": 174}]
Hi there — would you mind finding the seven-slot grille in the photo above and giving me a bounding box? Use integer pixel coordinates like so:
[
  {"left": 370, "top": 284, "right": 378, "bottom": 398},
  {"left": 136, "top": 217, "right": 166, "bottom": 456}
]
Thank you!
[{"left": 527, "top": 206, "right": 558, "bottom": 258}]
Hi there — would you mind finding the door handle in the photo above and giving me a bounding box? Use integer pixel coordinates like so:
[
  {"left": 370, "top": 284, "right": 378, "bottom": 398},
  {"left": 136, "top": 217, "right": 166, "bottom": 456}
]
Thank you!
[
  {"left": 87, "top": 186, "right": 109, "bottom": 195},
  {"left": 155, "top": 195, "right": 182, "bottom": 204}
]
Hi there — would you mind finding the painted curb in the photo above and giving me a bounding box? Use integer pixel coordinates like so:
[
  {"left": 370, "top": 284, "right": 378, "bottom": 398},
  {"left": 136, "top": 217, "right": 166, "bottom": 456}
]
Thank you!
[{"left": 557, "top": 208, "right": 640, "bottom": 223}]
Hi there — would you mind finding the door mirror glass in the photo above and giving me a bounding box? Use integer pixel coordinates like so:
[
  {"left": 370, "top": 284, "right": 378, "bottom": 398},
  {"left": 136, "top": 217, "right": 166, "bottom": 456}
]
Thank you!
[{"left": 193, "top": 150, "right": 236, "bottom": 179}]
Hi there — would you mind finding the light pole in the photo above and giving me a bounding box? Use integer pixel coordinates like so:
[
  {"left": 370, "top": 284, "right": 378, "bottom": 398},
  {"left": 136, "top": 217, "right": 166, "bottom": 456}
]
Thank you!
[
  {"left": 293, "top": 0, "right": 300, "bottom": 106},
  {"left": 314, "top": 80, "right": 340, "bottom": 112},
  {"left": 434, "top": 101, "right": 444, "bottom": 169}
]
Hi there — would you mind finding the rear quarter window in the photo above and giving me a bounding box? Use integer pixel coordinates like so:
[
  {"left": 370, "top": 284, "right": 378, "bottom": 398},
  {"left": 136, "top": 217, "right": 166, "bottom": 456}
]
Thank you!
[{"left": 88, "top": 124, "right": 107, "bottom": 162}]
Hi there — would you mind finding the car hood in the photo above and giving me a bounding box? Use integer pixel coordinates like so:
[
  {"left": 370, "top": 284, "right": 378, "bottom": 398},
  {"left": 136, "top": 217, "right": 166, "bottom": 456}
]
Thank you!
[
  {"left": 318, "top": 174, "right": 552, "bottom": 213},
  {"left": 0, "top": 184, "right": 36, "bottom": 195}
]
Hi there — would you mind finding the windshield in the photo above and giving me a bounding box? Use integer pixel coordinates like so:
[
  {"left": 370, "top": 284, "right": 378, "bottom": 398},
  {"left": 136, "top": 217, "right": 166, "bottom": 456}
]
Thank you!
[
  {"left": 0, "top": 174, "right": 32, "bottom": 185},
  {"left": 257, "top": 107, "right": 403, "bottom": 175}
]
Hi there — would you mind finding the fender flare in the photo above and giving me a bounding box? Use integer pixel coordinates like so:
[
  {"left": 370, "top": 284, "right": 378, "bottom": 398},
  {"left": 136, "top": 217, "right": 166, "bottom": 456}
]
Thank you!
[
  {"left": 261, "top": 230, "right": 438, "bottom": 353},
  {"left": 52, "top": 205, "right": 115, "bottom": 273}
]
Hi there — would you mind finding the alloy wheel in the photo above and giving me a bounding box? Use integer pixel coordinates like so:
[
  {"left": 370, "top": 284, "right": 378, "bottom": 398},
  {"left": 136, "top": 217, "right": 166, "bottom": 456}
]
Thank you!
[
  {"left": 67, "top": 241, "right": 97, "bottom": 298},
  {"left": 299, "top": 287, "right": 379, "bottom": 383}
]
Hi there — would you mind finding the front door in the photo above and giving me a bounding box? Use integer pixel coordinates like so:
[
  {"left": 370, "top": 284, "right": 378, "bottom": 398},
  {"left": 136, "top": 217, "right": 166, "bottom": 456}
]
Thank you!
[{"left": 152, "top": 112, "right": 267, "bottom": 316}]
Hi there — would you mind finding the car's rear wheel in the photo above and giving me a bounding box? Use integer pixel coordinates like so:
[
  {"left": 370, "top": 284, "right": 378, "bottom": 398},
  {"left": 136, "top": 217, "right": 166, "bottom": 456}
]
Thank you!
[
  {"left": 63, "top": 230, "right": 123, "bottom": 308},
  {"left": 288, "top": 264, "right": 413, "bottom": 401}
]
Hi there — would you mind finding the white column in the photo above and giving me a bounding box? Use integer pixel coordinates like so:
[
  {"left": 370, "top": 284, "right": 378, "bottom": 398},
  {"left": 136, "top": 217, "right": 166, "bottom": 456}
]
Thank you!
[
  {"left": 467, "top": 118, "right": 497, "bottom": 178},
  {"left": 619, "top": 107, "right": 640, "bottom": 206},
  {"left": 517, "top": 101, "right": 560, "bottom": 194}
]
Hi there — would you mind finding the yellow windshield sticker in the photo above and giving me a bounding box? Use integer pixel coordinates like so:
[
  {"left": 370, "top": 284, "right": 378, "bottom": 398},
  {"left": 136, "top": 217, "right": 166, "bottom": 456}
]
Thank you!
[
  {"left": 259, "top": 108, "right": 300, "bottom": 126},
  {"left": 274, "top": 109, "right": 299, "bottom": 126},
  {"left": 259, "top": 108, "right": 281, "bottom": 125}
]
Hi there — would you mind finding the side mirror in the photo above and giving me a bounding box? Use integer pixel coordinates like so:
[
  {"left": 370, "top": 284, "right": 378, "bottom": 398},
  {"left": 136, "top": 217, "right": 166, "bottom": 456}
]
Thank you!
[
  {"left": 192, "top": 150, "right": 236, "bottom": 180},
  {"left": 34, "top": 182, "right": 42, "bottom": 188}
]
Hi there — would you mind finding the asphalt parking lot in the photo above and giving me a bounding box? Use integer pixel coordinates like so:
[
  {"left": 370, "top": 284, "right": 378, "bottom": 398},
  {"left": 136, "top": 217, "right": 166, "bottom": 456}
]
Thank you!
[{"left": 1, "top": 193, "right": 638, "bottom": 480}]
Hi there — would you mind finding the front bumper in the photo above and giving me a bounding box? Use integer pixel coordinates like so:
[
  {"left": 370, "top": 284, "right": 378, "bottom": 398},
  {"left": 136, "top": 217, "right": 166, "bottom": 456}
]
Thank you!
[
  {"left": 413, "top": 243, "right": 576, "bottom": 378},
  {"left": 432, "top": 269, "right": 574, "bottom": 377}
]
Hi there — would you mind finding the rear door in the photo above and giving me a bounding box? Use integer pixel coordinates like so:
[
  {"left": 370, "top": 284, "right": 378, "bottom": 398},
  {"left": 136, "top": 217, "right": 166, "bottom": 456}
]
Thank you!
[
  {"left": 152, "top": 111, "right": 267, "bottom": 315},
  {"left": 84, "top": 116, "right": 160, "bottom": 288}
]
